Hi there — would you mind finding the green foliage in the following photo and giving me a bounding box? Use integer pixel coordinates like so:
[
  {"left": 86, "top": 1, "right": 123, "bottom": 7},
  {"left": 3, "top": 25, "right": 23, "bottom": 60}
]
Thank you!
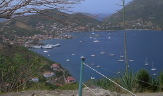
[
  {"left": 148, "top": 77, "right": 159, "bottom": 92},
  {"left": 59, "top": 83, "right": 79, "bottom": 90},
  {"left": 55, "top": 71, "right": 63, "bottom": 77},
  {"left": 0, "top": 25, "right": 42, "bottom": 41},
  {"left": 120, "top": 72, "right": 136, "bottom": 91},
  {"left": 45, "top": 83, "right": 60, "bottom": 90},
  {"left": 136, "top": 69, "right": 150, "bottom": 90},
  {"left": 160, "top": 72, "right": 163, "bottom": 86},
  {"left": 94, "top": 78, "right": 117, "bottom": 92},
  {"left": 104, "top": 0, "right": 163, "bottom": 29},
  {"left": 94, "top": 69, "right": 163, "bottom": 93},
  {"left": 0, "top": 44, "right": 55, "bottom": 92},
  {"left": 26, "top": 82, "right": 59, "bottom": 90},
  {"left": 159, "top": 72, "right": 163, "bottom": 91},
  {"left": 15, "top": 8, "right": 100, "bottom": 27}
]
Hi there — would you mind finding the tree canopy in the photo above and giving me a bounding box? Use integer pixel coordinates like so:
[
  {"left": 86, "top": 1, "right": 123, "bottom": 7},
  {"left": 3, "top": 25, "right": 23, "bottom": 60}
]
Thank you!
[{"left": 0, "top": 0, "right": 83, "bottom": 19}]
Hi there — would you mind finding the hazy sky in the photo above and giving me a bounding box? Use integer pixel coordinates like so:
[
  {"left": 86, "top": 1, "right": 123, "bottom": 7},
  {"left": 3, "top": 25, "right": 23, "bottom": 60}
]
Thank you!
[{"left": 71, "top": 0, "right": 133, "bottom": 14}]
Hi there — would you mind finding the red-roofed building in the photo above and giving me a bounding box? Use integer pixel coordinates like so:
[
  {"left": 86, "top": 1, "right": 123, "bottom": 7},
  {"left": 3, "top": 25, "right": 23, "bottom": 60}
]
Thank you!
[
  {"left": 51, "top": 63, "right": 60, "bottom": 71},
  {"left": 65, "top": 76, "right": 76, "bottom": 84}
]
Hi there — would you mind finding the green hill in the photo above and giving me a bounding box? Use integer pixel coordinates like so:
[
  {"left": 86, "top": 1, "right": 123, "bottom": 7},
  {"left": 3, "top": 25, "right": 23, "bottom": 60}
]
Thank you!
[
  {"left": 14, "top": 8, "right": 100, "bottom": 30},
  {"left": 104, "top": 0, "right": 163, "bottom": 30},
  {"left": 0, "top": 9, "right": 100, "bottom": 42}
]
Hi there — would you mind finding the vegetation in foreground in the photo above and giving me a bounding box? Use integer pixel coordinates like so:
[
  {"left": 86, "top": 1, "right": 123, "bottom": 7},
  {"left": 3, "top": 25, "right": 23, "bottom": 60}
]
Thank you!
[
  {"left": 91, "top": 69, "right": 163, "bottom": 93},
  {"left": 0, "top": 43, "right": 75, "bottom": 93}
]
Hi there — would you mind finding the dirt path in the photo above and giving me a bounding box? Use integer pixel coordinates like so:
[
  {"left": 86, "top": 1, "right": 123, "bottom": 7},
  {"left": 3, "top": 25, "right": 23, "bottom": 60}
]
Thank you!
[{"left": 0, "top": 88, "right": 163, "bottom": 96}]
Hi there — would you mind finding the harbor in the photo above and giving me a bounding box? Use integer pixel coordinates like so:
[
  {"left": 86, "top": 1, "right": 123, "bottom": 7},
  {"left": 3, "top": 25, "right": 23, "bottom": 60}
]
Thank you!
[{"left": 31, "top": 30, "right": 163, "bottom": 82}]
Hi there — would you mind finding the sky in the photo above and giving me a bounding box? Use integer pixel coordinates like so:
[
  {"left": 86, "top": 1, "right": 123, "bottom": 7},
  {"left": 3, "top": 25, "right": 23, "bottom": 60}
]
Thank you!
[{"left": 71, "top": 0, "right": 133, "bottom": 14}]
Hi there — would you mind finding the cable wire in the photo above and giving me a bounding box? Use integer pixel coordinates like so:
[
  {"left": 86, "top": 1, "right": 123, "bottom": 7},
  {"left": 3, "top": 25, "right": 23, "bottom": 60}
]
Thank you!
[
  {"left": 82, "top": 83, "right": 98, "bottom": 96},
  {"left": 83, "top": 63, "right": 136, "bottom": 96}
]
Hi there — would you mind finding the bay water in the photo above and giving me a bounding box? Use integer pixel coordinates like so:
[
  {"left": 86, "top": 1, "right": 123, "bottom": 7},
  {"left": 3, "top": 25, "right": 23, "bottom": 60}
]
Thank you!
[{"left": 31, "top": 30, "right": 163, "bottom": 82}]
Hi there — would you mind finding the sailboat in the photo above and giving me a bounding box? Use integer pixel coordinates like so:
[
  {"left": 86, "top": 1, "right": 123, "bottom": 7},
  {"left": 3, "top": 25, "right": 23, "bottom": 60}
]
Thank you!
[
  {"left": 118, "top": 54, "right": 124, "bottom": 62},
  {"left": 72, "top": 53, "right": 76, "bottom": 56},
  {"left": 119, "top": 51, "right": 124, "bottom": 58},
  {"left": 100, "top": 51, "right": 105, "bottom": 55},
  {"left": 151, "top": 62, "right": 157, "bottom": 71},
  {"left": 93, "top": 39, "right": 100, "bottom": 43},
  {"left": 109, "top": 53, "right": 115, "bottom": 56},
  {"left": 100, "top": 47, "right": 105, "bottom": 55},
  {"left": 117, "top": 72, "right": 121, "bottom": 74},
  {"left": 109, "top": 51, "right": 115, "bottom": 56},
  {"left": 91, "top": 54, "right": 95, "bottom": 57},
  {"left": 43, "top": 50, "right": 48, "bottom": 53},
  {"left": 129, "top": 59, "right": 134, "bottom": 62},
  {"left": 91, "top": 77, "right": 95, "bottom": 79},
  {"left": 66, "top": 59, "right": 70, "bottom": 62},
  {"left": 118, "top": 59, "right": 124, "bottom": 62},
  {"left": 96, "top": 65, "right": 101, "bottom": 68},
  {"left": 145, "top": 58, "right": 149, "bottom": 66},
  {"left": 108, "top": 36, "right": 111, "bottom": 39}
]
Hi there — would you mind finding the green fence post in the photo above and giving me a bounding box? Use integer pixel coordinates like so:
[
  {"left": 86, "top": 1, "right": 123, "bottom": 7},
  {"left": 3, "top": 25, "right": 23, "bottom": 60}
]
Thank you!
[{"left": 78, "top": 56, "right": 85, "bottom": 96}]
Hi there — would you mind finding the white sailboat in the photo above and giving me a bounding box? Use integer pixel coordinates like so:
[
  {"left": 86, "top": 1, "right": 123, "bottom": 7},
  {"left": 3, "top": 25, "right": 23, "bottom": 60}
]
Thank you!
[
  {"left": 109, "top": 51, "right": 115, "bottom": 56},
  {"left": 118, "top": 54, "right": 124, "bottom": 62},
  {"left": 43, "top": 50, "right": 48, "bottom": 53},
  {"left": 145, "top": 58, "right": 149, "bottom": 66},
  {"left": 66, "top": 59, "right": 70, "bottom": 62},
  {"left": 117, "top": 72, "right": 121, "bottom": 74},
  {"left": 118, "top": 59, "right": 124, "bottom": 62},
  {"left": 72, "top": 54, "right": 76, "bottom": 56},
  {"left": 93, "top": 40, "right": 100, "bottom": 43},
  {"left": 151, "top": 62, "right": 157, "bottom": 71},
  {"left": 108, "top": 36, "right": 111, "bottom": 39},
  {"left": 90, "top": 36, "right": 93, "bottom": 39},
  {"left": 109, "top": 53, "right": 115, "bottom": 56},
  {"left": 91, "top": 54, "right": 95, "bottom": 57},
  {"left": 91, "top": 77, "right": 95, "bottom": 79},
  {"left": 120, "top": 55, "right": 124, "bottom": 58},
  {"left": 119, "top": 51, "right": 124, "bottom": 58},
  {"left": 96, "top": 65, "right": 101, "bottom": 68},
  {"left": 129, "top": 59, "right": 134, "bottom": 62},
  {"left": 100, "top": 47, "right": 105, "bottom": 55}
]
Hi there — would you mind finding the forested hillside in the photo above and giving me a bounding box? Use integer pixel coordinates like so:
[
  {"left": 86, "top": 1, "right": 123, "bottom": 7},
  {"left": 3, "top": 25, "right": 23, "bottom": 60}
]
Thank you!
[
  {"left": 0, "top": 44, "right": 66, "bottom": 92},
  {"left": 104, "top": 0, "right": 163, "bottom": 30}
]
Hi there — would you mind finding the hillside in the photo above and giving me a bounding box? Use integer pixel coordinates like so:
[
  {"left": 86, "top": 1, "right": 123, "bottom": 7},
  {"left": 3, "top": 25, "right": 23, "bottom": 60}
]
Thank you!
[
  {"left": 0, "top": 8, "right": 101, "bottom": 44},
  {"left": 104, "top": 0, "right": 163, "bottom": 30},
  {"left": 13, "top": 8, "right": 100, "bottom": 32},
  {"left": 0, "top": 43, "right": 72, "bottom": 92}
]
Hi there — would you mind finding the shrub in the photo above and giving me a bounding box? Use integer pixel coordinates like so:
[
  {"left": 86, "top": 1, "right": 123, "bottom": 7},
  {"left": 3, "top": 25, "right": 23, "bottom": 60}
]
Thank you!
[
  {"left": 120, "top": 71, "right": 136, "bottom": 91},
  {"left": 148, "top": 77, "right": 159, "bottom": 92},
  {"left": 136, "top": 69, "right": 150, "bottom": 90},
  {"left": 159, "top": 72, "right": 163, "bottom": 91},
  {"left": 59, "top": 83, "right": 79, "bottom": 90}
]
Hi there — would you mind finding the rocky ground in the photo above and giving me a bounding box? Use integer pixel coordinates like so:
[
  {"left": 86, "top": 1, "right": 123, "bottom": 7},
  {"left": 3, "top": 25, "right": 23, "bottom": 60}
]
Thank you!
[{"left": 0, "top": 87, "right": 163, "bottom": 96}]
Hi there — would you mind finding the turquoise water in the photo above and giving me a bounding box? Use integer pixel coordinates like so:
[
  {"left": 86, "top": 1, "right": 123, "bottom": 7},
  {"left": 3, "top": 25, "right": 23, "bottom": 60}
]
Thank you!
[{"left": 31, "top": 30, "right": 163, "bottom": 82}]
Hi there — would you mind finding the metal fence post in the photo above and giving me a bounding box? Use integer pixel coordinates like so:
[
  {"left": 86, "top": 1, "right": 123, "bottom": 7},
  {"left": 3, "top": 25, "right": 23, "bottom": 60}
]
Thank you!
[{"left": 78, "top": 56, "right": 85, "bottom": 96}]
